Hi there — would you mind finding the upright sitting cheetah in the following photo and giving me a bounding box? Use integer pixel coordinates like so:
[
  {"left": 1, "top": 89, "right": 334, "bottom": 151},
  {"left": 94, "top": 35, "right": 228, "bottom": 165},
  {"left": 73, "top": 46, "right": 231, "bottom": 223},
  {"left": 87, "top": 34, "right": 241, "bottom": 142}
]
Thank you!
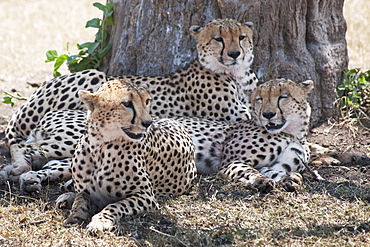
[
  {"left": 3, "top": 18, "right": 258, "bottom": 183},
  {"left": 64, "top": 79, "right": 196, "bottom": 233}
]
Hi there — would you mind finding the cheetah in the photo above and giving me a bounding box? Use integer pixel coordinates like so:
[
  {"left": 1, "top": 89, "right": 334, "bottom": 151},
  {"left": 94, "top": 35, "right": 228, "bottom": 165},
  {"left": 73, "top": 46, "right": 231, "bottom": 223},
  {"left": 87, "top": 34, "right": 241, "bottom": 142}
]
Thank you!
[
  {"left": 173, "top": 78, "right": 315, "bottom": 192},
  {"left": 3, "top": 19, "right": 346, "bottom": 194},
  {"left": 3, "top": 18, "right": 258, "bottom": 183},
  {"left": 62, "top": 79, "right": 196, "bottom": 233},
  {"left": 22, "top": 78, "right": 316, "bottom": 196}
]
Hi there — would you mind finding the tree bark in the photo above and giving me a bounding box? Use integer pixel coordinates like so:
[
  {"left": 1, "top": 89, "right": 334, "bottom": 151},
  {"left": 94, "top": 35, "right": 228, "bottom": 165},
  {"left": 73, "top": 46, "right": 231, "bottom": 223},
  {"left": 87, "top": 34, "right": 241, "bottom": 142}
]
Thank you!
[{"left": 103, "top": 0, "right": 348, "bottom": 126}]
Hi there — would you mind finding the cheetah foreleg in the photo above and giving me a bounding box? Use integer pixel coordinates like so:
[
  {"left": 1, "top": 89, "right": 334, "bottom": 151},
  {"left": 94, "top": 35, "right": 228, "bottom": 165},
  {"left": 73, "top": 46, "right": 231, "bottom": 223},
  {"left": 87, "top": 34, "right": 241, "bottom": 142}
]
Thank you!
[
  {"left": 19, "top": 158, "right": 72, "bottom": 194},
  {"left": 219, "top": 161, "right": 276, "bottom": 193},
  {"left": 69, "top": 191, "right": 159, "bottom": 233},
  {"left": 64, "top": 191, "right": 97, "bottom": 226},
  {"left": 259, "top": 141, "right": 307, "bottom": 192},
  {"left": 8, "top": 145, "right": 38, "bottom": 181}
]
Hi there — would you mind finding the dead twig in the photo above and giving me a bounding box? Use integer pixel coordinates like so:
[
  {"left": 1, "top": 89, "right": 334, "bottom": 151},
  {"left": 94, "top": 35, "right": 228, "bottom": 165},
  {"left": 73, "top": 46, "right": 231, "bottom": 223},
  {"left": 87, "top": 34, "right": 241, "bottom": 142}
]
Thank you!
[{"left": 3, "top": 91, "right": 28, "bottom": 101}]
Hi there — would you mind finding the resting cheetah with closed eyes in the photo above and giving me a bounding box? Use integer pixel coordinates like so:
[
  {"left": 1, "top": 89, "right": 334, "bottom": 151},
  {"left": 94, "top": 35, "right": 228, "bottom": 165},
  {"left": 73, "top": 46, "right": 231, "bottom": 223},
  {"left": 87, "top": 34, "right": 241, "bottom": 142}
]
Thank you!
[
  {"left": 64, "top": 79, "right": 196, "bottom": 233},
  {"left": 173, "top": 78, "right": 315, "bottom": 192},
  {"left": 3, "top": 18, "right": 258, "bottom": 184}
]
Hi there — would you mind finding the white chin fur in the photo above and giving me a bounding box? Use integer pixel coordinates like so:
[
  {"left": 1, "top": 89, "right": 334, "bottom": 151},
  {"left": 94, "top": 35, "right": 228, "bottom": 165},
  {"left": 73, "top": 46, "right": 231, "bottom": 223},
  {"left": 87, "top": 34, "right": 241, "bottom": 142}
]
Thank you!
[
  {"left": 265, "top": 125, "right": 286, "bottom": 134},
  {"left": 258, "top": 120, "right": 287, "bottom": 134},
  {"left": 201, "top": 54, "right": 254, "bottom": 78}
]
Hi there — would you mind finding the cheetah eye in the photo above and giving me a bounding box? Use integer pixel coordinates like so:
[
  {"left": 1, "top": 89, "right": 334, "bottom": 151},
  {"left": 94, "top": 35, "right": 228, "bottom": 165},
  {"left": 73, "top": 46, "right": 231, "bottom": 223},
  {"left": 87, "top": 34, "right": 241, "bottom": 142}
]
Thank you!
[
  {"left": 278, "top": 94, "right": 289, "bottom": 101},
  {"left": 239, "top": 35, "right": 246, "bottom": 41},
  {"left": 255, "top": 97, "right": 263, "bottom": 103},
  {"left": 213, "top": 37, "right": 223, "bottom": 42},
  {"left": 122, "top": 101, "right": 133, "bottom": 108}
]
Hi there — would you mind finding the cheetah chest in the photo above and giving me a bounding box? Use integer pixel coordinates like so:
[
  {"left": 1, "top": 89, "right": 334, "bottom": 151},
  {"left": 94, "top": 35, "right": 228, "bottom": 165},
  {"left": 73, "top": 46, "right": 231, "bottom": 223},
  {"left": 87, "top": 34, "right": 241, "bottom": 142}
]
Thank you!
[{"left": 73, "top": 140, "right": 153, "bottom": 209}]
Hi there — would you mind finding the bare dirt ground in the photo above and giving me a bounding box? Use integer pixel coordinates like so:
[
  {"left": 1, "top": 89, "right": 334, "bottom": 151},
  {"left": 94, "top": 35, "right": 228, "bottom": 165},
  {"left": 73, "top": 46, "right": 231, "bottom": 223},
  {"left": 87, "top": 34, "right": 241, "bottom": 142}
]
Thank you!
[{"left": 0, "top": 0, "right": 369, "bottom": 246}]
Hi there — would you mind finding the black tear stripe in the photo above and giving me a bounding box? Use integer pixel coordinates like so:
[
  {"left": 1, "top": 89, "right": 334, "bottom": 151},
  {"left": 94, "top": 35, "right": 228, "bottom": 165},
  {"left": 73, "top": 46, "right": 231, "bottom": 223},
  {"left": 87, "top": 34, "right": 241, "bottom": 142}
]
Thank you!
[
  {"left": 131, "top": 107, "right": 136, "bottom": 124},
  {"left": 131, "top": 96, "right": 136, "bottom": 124},
  {"left": 239, "top": 26, "right": 246, "bottom": 60},
  {"left": 219, "top": 26, "right": 225, "bottom": 61},
  {"left": 277, "top": 87, "right": 284, "bottom": 117}
]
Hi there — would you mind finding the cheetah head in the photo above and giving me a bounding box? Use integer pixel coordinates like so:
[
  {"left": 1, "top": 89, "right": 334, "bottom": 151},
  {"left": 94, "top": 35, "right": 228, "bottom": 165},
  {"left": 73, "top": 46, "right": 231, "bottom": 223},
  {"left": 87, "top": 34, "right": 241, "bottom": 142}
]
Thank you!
[
  {"left": 251, "top": 78, "right": 314, "bottom": 140},
  {"left": 190, "top": 18, "right": 254, "bottom": 78},
  {"left": 79, "top": 79, "right": 152, "bottom": 142}
]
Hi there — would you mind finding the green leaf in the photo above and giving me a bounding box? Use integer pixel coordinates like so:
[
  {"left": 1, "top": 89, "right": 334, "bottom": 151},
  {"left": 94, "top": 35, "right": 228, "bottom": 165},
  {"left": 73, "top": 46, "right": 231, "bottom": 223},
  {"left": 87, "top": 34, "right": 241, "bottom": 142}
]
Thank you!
[
  {"left": 95, "top": 29, "right": 107, "bottom": 43},
  {"left": 67, "top": 62, "right": 78, "bottom": 73},
  {"left": 53, "top": 71, "right": 61, "bottom": 77},
  {"left": 87, "top": 42, "right": 100, "bottom": 54},
  {"left": 105, "top": 10, "right": 114, "bottom": 17},
  {"left": 79, "top": 42, "right": 93, "bottom": 49},
  {"left": 45, "top": 50, "right": 59, "bottom": 63},
  {"left": 105, "top": 15, "right": 115, "bottom": 26},
  {"left": 86, "top": 18, "right": 101, "bottom": 28},
  {"left": 98, "top": 44, "right": 111, "bottom": 58},
  {"left": 76, "top": 57, "right": 94, "bottom": 71},
  {"left": 2, "top": 95, "right": 15, "bottom": 107},
  {"left": 45, "top": 2, "right": 116, "bottom": 75},
  {"left": 105, "top": 2, "right": 116, "bottom": 11},
  {"left": 78, "top": 49, "right": 88, "bottom": 56},
  {"left": 67, "top": 55, "right": 79, "bottom": 65},
  {"left": 54, "top": 54, "right": 69, "bottom": 71},
  {"left": 93, "top": 2, "right": 106, "bottom": 12}
]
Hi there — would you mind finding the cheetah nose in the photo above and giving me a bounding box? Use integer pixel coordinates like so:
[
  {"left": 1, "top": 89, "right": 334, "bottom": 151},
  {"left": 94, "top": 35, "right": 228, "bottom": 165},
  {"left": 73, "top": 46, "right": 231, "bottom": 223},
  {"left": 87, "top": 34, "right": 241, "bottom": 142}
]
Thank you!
[
  {"left": 142, "top": 120, "right": 153, "bottom": 128},
  {"left": 228, "top": 51, "right": 241, "bottom": 59},
  {"left": 262, "top": 112, "right": 276, "bottom": 119}
]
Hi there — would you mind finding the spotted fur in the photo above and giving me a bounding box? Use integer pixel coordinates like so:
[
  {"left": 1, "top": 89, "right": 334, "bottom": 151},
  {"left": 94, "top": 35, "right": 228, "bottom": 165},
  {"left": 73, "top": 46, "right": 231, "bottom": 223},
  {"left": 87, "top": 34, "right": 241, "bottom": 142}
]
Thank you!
[
  {"left": 173, "top": 78, "right": 315, "bottom": 192},
  {"left": 3, "top": 19, "right": 258, "bottom": 184},
  {"left": 21, "top": 79, "right": 313, "bottom": 197},
  {"left": 63, "top": 79, "right": 196, "bottom": 233}
]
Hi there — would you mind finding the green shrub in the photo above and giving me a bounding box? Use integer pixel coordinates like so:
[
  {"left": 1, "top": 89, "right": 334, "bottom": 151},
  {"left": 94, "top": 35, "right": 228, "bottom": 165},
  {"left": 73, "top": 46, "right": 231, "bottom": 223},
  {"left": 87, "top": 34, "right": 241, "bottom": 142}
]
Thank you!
[
  {"left": 337, "top": 68, "right": 370, "bottom": 125},
  {"left": 45, "top": 2, "right": 116, "bottom": 77},
  {"left": 2, "top": 2, "right": 116, "bottom": 107}
]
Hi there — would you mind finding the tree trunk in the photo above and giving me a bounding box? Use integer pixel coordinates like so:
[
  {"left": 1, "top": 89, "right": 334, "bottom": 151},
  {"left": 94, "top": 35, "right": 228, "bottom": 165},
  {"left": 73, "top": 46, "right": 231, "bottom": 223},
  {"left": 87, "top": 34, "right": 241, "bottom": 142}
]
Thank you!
[{"left": 103, "top": 0, "right": 348, "bottom": 126}]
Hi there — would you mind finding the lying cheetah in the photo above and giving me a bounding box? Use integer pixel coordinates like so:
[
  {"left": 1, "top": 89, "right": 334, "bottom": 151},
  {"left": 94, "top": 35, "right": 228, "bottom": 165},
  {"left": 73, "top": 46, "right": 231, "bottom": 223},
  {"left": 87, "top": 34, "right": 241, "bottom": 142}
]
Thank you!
[
  {"left": 63, "top": 79, "right": 196, "bottom": 233},
  {"left": 23, "top": 78, "right": 315, "bottom": 197},
  {"left": 3, "top": 18, "right": 258, "bottom": 183}
]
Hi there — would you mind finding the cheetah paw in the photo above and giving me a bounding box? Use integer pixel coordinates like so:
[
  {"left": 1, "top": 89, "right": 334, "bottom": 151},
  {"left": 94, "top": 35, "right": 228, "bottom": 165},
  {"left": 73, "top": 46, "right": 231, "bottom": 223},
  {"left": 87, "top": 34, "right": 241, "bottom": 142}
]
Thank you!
[
  {"left": 310, "top": 156, "right": 341, "bottom": 166},
  {"left": 280, "top": 172, "right": 302, "bottom": 192},
  {"left": 336, "top": 153, "right": 368, "bottom": 164},
  {"left": 19, "top": 171, "right": 42, "bottom": 194},
  {"left": 55, "top": 192, "right": 76, "bottom": 210},
  {"left": 310, "top": 153, "right": 368, "bottom": 166},
  {"left": 86, "top": 216, "right": 115, "bottom": 234},
  {"left": 64, "top": 212, "right": 88, "bottom": 226},
  {"left": 9, "top": 165, "right": 31, "bottom": 182},
  {"left": 253, "top": 176, "right": 276, "bottom": 193}
]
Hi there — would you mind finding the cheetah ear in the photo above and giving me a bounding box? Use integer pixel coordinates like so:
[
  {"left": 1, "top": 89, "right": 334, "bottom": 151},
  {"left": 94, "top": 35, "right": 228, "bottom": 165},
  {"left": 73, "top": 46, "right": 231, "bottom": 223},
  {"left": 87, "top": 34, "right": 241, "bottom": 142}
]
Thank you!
[
  {"left": 79, "top": 90, "right": 96, "bottom": 111},
  {"left": 189, "top": 25, "right": 202, "bottom": 38},
  {"left": 298, "top": 80, "right": 314, "bottom": 94},
  {"left": 140, "top": 84, "right": 149, "bottom": 90},
  {"left": 244, "top": 22, "right": 254, "bottom": 29}
]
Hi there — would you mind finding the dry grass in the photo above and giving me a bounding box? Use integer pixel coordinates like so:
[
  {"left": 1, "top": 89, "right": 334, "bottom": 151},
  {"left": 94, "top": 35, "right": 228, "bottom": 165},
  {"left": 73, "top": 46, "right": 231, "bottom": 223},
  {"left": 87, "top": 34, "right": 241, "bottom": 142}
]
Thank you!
[
  {"left": 0, "top": 0, "right": 370, "bottom": 246},
  {"left": 1, "top": 176, "right": 370, "bottom": 246}
]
